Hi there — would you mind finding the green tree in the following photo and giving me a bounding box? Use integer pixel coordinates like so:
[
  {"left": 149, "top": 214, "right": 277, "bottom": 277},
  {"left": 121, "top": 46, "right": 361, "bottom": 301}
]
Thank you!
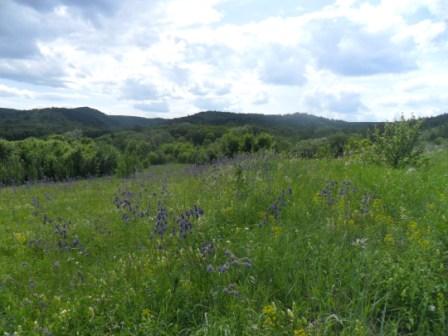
[
  {"left": 372, "top": 116, "right": 423, "bottom": 168},
  {"left": 241, "top": 133, "right": 255, "bottom": 153},
  {"left": 254, "top": 132, "right": 273, "bottom": 151},
  {"left": 221, "top": 133, "right": 240, "bottom": 157}
]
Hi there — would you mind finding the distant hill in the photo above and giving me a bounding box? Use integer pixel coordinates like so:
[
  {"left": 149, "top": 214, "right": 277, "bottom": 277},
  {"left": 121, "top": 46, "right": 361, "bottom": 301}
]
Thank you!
[
  {"left": 0, "top": 106, "right": 446, "bottom": 141},
  {"left": 172, "top": 111, "right": 376, "bottom": 138},
  {"left": 0, "top": 107, "right": 165, "bottom": 140}
]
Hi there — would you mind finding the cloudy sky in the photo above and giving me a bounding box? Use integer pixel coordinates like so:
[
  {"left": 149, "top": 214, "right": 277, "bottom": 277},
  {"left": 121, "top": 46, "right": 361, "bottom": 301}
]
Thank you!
[{"left": 0, "top": 0, "right": 447, "bottom": 121}]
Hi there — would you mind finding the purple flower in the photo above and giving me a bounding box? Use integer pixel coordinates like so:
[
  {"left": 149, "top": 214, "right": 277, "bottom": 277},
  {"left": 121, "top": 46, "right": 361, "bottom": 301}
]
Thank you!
[{"left": 154, "top": 203, "right": 168, "bottom": 237}]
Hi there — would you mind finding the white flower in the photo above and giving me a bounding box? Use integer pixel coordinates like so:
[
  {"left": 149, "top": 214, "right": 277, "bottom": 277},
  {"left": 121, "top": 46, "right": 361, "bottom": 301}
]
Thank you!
[{"left": 352, "top": 238, "right": 368, "bottom": 249}]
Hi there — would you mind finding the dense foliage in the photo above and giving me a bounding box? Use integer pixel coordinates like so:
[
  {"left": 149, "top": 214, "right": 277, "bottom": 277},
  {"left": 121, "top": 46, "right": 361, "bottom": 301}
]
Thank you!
[
  {"left": 0, "top": 107, "right": 162, "bottom": 140},
  {"left": 0, "top": 137, "right": 119, "bottom": 184},
  {"left": 1, "top": 109, "right": 447, "bottom": 185},
  {"left": 1, "top": 152, "right": 447, "bottom": 334},
  {"left": 0, "top": 126, "right": 276, "bottom": 184},
  {"left": 0, "top": 108, "right": 370, "bottom": 141},
  {"left": 371, "top": 117, "right": 423, "bottom": 168}
]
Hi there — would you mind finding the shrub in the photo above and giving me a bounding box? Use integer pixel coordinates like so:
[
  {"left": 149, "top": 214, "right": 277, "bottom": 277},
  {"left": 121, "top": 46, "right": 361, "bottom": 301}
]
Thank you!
[
  {"left": 254, "top": 132, "right": 273, "bottom": 151},
  {"left": 372, "top": 116, "right": 423, "bottom": 168}
]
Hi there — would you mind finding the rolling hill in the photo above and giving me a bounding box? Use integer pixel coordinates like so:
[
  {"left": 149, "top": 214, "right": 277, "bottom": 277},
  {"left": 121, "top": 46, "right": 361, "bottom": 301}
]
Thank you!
[
  {"left": 0, "top": 107, "right": 374, "bottom": 140},
  {"left": 0, "top": 107, "right": 165, "bottom": 140},
  {"left": 0, "top": 106, "right": 446, "bottom": 141}
]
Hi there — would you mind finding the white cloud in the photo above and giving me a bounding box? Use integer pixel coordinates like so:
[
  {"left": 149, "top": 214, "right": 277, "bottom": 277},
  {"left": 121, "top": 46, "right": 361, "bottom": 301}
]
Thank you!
[
  {"left": 134, "top": 101, "right": 170, "bottom": 114},
  {"left": 258, "top": 46, "right": 308, "bottom": 86},
  {"left": 121, "top": 79, "right": 163, "bottom": 101},
  {"left": 253, "top": 92, "right": 269, "bottom": 105},
  {"left": 305, "top": 90, "right": 368, "bottom": 120},
  {"left": 156, "top": 0, "right": 226, "bottom": 27},
  {"left": 0, "top": 84, "right": 34, "bottom": 98},
  {"left": 0, "top": 0, "right": 447, "bottom": 121}
]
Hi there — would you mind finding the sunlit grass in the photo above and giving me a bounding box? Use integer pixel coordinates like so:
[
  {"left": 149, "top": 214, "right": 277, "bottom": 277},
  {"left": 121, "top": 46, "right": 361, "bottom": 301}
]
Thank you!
[{"left": 0, "top": 153, "right": 447, "bottom": 335}]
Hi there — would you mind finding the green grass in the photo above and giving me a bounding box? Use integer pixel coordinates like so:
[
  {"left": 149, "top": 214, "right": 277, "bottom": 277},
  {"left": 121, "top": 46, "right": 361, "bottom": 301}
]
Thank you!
[{"left": 0, "top": 153, "right": 447, "bottom": 335}]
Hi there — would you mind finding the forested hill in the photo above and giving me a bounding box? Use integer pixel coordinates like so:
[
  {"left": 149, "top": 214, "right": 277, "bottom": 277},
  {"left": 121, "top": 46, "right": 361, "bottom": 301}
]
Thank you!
[
  {"left": 0, "top": 107, "right": 165, "bottom": 140},
  {"left": 0, "top": 107, "right": 374, "bottom": 140},
  {"left": 172, "top": 111, "right": 376, "bottom": 138},
  {"left": 1, "top": 106, "right": 447, "bottom": 141}
]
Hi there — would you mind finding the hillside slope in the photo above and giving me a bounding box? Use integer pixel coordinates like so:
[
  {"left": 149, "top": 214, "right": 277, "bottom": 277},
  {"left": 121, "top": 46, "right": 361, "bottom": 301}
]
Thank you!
[
  {"left": 1, "top": 106, "right": 447, "bottom": 140},
  {"left": 0, "top": 107, "right": 165, "bottom": 139}
]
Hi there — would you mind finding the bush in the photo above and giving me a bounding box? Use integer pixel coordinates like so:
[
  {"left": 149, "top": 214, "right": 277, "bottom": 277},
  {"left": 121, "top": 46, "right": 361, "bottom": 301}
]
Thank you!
[
  {"left": 254, "top": 132, "right": 273, "bottom": 151},
  {"left": 221, "top": 133, "right": 240, "bottom": 157},
  {"left": 372, "top": 116, "right": 423, "bottom": 168},
  {"left": 116, "top": 153, "right": 140, "bottom": 177}
]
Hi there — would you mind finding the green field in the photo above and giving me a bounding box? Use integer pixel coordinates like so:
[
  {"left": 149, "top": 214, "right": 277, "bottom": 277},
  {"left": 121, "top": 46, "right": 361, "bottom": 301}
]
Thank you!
[{"left": 1, "top": 152, "right": 447, "bottom": 335}]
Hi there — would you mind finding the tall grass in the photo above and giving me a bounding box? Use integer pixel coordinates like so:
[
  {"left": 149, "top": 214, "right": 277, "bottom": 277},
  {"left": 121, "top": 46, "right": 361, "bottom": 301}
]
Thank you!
[{"left": 0, "top": 153, "right": 447, "bottom": 335}]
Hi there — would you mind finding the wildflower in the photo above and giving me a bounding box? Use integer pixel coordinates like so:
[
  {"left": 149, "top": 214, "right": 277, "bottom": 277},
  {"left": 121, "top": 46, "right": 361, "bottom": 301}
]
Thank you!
[
  {"left": 294, "top": 328, "right": 307, "bottom": 336},
  {"left": 122, "top": 213, "right": 130, "bottom": 223},
  {"left": 72, "top": 236, "right": 80, "bottom": 248},
  {"left": 352, "top": 238, "right": 368, "bottom": 249},
  {"left": 13, "top": 232, "right": 27, "bottom": 245},
  {"left": 59, "top": 308, "right": 69, "bottom": 319},
  {"left": 407, "top": 221, "right": 430, "bottom": 249},
  {"left": 141, "top": 308, "right": 152, "bottom": 319},
  {"left": 263, "top": 187, "right": 294, "bottom": 223},
  {"left": 191, "top": 205, "right": 204, "bottom": 218},
  {"left": 272, "top": 226, "right": 283, "bottom": 237},
  {"left": 154, "top": 203, "right": 168, "bottom": 237},
  {"left": 339, "top": 180, "right": 355, "bottom": 197},
  {"left": 384, "top": 233, "right": 394, "bottom": 246},
  {"left": 199, "top": 242, "right": 214, "bottom": 257},
  {"left": 319, "top": 180, "right": 338, "bottom": 206},
  {"left": 262, "top": 302, "right": 277, "bottom": 317},
  {"left": 177, "top": 215, "right": 193, "bottom": 238},
  {"left": 223, "top": 283, "right": 240, "bottom": 297},
  {"left": 176, "top": 205, "right": 204, "bottom": 238},
  {"left": 218, "top": 263, "right": 230, "bottom": 273},
  {"left": 262, "top": 302, "right": 278, "bottom": 328}
]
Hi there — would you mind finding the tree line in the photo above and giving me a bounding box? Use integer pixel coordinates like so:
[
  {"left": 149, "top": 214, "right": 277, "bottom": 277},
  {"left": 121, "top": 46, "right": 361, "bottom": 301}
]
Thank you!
[
  {"left": 0, "top": 117, "right": 427, "bottom": 185},
  {"left": 0, "top": 126, "right": 275, "bottom": 185}
]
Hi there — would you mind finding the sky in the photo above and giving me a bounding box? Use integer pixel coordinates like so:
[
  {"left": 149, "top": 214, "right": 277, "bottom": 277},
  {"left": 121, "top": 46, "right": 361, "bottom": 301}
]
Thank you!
[{"left": 0, "top": 0, "right": 447, "bottom": 121}]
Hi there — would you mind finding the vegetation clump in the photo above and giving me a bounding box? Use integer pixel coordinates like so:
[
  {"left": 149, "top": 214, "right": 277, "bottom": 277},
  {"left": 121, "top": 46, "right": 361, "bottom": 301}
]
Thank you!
[{"left": 372, "top": 116, "right": 423, "bottom": 168}]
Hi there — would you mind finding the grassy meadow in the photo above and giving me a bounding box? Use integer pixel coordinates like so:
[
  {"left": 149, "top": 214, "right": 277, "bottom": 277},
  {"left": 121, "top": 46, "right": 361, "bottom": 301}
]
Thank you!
[{"left": 0, "top": 152, "right": 447, "bottom": 335}]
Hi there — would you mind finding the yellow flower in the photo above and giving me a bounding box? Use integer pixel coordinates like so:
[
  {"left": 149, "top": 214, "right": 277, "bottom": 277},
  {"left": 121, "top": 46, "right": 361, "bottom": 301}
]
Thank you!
[
  {"left": 141, "top": 308, "right": 152, "bottom": 319},
  {"left": 13, "top": 232, "right": 27, "bottom": 245},
  {"left": 262, "top": 303, "right": 278, "bottom": 327},
  {"left": 272, "top": 226, "right": 283, "bottom": 237},
  {"left": 407, "top": 221, "right": 430, "bottom": 249},
  {"left": 384, "top": 233, "right": 394, "bottom": 246},
  {"left": 294, "top": 328, "right": 307, "bottom": 336},
  {"left": 262, "top": 303, "right": 277, "bottom": 317},
  {"left": 408, "top": 221, "right": 418, "bottom": 232}
]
